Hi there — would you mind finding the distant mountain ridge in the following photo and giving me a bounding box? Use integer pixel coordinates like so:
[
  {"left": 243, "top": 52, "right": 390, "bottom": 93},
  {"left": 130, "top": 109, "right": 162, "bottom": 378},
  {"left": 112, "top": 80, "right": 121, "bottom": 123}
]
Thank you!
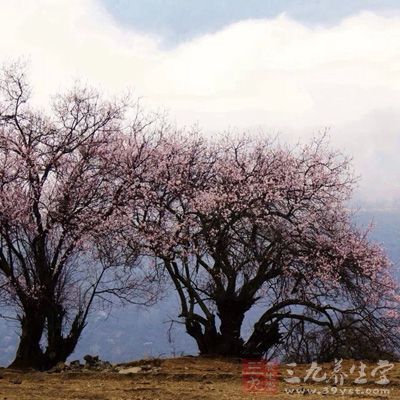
[{"left": 0, "top": 209, "right": 399, "bottom": 366}]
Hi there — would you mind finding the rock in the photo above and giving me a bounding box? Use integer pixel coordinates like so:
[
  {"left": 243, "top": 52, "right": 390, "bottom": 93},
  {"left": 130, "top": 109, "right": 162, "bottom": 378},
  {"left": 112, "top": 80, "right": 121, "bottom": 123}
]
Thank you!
[
  {"left": 10, "top": 378, "right": 22, "bottom": 385},
  {"left": 101, "top": 361, "right": 112, "bottom": 369},
  {"left": 81, "top": 355, "right": 116, "bottom": 372},
  {"left": 97, "top": 361, "right": 116, "bottom": 373},
  {"left": 118, "top": 366, "right": 142, "bottom": 374},
  {"left": 50, "top": 362, "right": 67, "bottom": 373},
  {"left": 69, "top": 360, "right": 81, "bottom": 369},
  {"left": 84, "top": 355, "right": 100, "bottom": 367}
]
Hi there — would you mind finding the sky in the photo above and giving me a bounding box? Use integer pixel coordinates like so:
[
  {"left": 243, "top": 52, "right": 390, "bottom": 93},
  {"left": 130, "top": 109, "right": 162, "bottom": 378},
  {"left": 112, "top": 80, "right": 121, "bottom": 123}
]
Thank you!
[
  {"left": 102, "top": 0, "right": 400, "bottom": 45},
  {"left": 0, "top": 0, "right": 399, "bottom": 205}
]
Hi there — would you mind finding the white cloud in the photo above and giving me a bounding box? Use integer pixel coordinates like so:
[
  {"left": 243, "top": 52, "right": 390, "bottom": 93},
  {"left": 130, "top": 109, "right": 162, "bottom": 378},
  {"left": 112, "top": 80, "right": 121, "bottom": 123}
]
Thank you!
[{"left": 0, "top": 0, "right": 399, "bottom": 204}]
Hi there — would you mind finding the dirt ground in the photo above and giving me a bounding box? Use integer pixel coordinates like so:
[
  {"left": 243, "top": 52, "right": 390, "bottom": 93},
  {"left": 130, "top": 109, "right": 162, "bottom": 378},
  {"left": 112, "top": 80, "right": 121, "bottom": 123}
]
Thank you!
[{"left": 0, "top": 357, "right": 399, "bottom": 399}]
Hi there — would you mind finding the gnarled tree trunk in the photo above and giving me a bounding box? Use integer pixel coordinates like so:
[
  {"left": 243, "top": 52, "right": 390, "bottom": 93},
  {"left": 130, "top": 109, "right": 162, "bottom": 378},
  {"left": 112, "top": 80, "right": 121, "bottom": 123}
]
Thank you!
[
  {"left": 43, "top": 307, "right": 85, "bottom": 370},
  {"left": 183, "top": 299, "right": 279, "bottom": 358},
  {"left": 10, "top": 311, "right": 46, "bottom": 370}
]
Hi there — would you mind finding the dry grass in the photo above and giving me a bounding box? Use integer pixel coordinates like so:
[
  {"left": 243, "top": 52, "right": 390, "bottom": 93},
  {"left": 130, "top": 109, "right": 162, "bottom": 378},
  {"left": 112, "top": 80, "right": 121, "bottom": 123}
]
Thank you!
[{"left": 0, "top": 357, "right": 398, "bottom": 399}]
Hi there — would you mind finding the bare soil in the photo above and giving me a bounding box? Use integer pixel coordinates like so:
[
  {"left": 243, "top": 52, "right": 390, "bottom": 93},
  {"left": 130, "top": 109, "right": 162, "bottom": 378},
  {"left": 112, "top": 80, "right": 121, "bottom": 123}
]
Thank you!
[{"left": 0, "top": 357, "right": 398, "bottom": 399}]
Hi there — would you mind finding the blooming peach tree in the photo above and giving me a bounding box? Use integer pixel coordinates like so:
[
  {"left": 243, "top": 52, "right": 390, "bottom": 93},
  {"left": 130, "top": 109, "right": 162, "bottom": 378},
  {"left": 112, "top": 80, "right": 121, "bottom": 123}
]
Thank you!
[
  {"left": 124, "top": 133, "right": 400, "bottom": 358},
  {"left": 0, "top": 64, "right": 156, "bottom": 370}
]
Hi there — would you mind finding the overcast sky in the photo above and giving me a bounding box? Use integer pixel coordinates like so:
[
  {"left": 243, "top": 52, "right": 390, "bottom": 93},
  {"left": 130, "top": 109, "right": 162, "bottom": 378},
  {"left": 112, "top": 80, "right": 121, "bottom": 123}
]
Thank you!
[{"left": 0, "top": 0, "right": 399, "bottom": 205}]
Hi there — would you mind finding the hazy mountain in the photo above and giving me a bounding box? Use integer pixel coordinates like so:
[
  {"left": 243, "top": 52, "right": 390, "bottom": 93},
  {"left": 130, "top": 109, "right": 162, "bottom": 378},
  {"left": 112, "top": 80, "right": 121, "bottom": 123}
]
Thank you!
[
  {"left": 356, "top": 209, "right": 400, "bottom": 272},
  {"left": 0, "top": 209, "right": 399, "bottom": 367}
]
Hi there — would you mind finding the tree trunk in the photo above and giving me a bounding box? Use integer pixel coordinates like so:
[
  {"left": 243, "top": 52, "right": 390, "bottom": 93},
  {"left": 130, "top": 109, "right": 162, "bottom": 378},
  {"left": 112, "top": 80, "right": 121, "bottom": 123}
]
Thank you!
[
  {"left": 185, "top": 315, "right": 221, "bottom": 355},
  {"left": 184, "top": 303, "right": 280, "bottom": 358},
  {"left": 9, "top": 306, "right": 85, "bottom": 370},
  {"left": 43, "top": 307, "right": 85, "bottom": 370},
  {"left": 243, "top": 320, "right": 281, "bottom": 357},
  {"left": 185, "top": 307, "right": 247, "bottom": 357},
  {"left": 9, "top": 312, "right": 46, "bottom": 370}
]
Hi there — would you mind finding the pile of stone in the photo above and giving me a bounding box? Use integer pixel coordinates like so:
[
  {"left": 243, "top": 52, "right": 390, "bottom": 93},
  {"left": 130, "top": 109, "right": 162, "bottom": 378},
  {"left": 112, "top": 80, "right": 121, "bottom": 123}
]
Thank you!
[
  {"left": 83, "top": 354, "right": 115, "bottom": 371},
  {"left": 49, "top": 355, "right": 164, "bottom": 374},
  {"left": 49, "top": 354, "right": 166, "bottom": 375},
  {"left": 49, "top": 355, "right": 117, "bottom": 373}
]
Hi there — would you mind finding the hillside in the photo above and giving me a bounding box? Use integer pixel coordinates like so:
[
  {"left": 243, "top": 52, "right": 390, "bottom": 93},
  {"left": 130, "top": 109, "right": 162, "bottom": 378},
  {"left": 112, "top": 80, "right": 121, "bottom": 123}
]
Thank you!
[
  {"left": 0, "top": 357, "right": 239, "bottom": 400},
  {"left": 1, "top": 357, "right": 399, "bottom": 399}
]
